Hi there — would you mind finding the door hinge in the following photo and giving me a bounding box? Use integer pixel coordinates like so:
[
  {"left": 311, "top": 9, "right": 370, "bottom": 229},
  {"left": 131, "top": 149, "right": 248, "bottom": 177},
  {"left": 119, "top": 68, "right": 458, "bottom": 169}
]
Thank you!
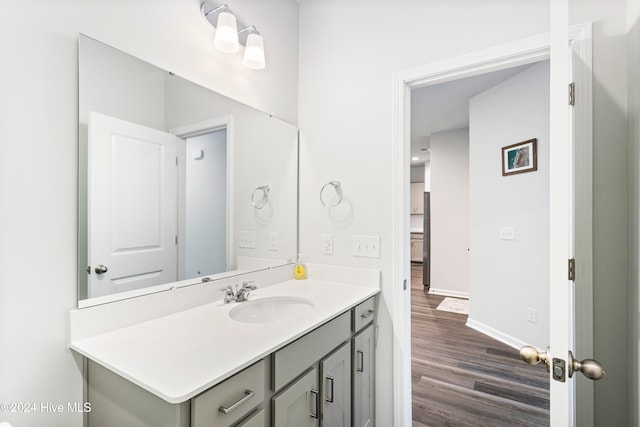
[
  {"left": 568, "top": 258, "right": 576, "bottom": 281},
  {"left": 176, "top": 156, "right": 179, "bottom": 166},
  {"left": 175, "top": 235, "right": 178, "bottom": 245},
  {"left": 568, "top": 82, "right": 575, "bottom": 106}
]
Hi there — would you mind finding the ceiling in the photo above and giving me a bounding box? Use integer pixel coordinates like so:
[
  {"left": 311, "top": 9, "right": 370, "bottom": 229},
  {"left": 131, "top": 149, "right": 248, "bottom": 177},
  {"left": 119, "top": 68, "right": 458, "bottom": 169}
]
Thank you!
[{"left": 410, "top": 63, "right": 535, "bottom": 166}]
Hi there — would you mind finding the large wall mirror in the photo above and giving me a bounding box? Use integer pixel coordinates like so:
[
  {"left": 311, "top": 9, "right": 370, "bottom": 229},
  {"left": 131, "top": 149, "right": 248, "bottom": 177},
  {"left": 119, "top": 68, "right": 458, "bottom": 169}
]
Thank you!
[{"left": 78, "top": 35, "right": 298, "bottom": 308}]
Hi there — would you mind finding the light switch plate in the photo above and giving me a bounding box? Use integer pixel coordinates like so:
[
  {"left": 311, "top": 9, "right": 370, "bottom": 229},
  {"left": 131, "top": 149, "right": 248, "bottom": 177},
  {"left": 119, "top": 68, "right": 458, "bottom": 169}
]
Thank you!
[
  {"left": 499, "top": 227, "right": 515, "bottom": 240},
  {"left": 352, "top": 235, "right": 381, "bottom": 258},
  {"left": 322, "top": 234, "right": 333, "bottom": 255},
  {"left": 239, "top": 231, "right": 256, "bottom": 248}
]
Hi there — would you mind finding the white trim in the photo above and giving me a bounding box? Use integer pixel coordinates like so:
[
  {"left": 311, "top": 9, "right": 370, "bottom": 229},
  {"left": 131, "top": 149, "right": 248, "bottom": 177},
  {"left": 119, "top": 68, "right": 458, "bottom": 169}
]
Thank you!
[
  {"left": 428, "top": 289, "right": 469, "bottom": 299},
  {"left": 391, "top": 24, "right": 592, "bottom": 426},
  {"left": 466, "top": 318, "right": 528, "bottom": 350}
]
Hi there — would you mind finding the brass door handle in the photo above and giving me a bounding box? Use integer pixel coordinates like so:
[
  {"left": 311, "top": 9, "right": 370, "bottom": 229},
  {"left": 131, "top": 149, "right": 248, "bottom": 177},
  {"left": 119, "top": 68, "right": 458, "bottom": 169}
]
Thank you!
[
  {"left": 568, "top": 351, "right": 606, "bottom": 380},
  {"left": 519, "top": 345, "right": 550, "bottom": 372}
]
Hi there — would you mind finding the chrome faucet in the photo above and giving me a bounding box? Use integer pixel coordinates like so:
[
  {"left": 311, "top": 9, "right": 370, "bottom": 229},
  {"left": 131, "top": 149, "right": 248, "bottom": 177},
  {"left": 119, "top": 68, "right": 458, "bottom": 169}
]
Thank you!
[
  {"left": 219, "top": 281, "right": 257, "bottom": 303},
  {"left": 235, "top": 281, "right": 257, "bottom": 302}
]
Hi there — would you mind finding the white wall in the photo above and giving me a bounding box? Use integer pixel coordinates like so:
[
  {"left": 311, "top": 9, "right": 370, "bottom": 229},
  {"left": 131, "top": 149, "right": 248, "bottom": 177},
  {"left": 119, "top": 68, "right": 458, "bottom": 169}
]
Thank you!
[
  {"left": 424, "top": 160, "right": 432, "bottom": 191},
  {"left": 430, "top": 129, "right": 469, "bottom": 297},
  {"left": 185, "top": 130, "right": 227, "bottom": 279},
  {"left": 0, "top": 1, "right": 298, "bottom": 426},
  {"left": 468, "top": 62, "right": 550, "bottom": 350},
  {"left": 627, "top": 0, "right": 640, "bottom": 425},
  {"left": 298, "top": 1, "right": 551, "bottom": 424},
  {"left": 165, "top": 74, "right": 299, "bottom": 268}
]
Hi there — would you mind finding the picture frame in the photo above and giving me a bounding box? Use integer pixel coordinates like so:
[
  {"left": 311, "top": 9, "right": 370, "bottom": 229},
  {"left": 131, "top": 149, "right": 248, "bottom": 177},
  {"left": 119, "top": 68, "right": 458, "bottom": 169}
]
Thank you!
[{"left": 501, "top": 138, "right": 537, "bottom": 176}]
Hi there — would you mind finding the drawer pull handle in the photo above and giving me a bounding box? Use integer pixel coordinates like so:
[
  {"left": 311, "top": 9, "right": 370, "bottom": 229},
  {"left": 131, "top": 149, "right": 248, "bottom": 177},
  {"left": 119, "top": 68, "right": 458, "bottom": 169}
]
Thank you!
[
  {"left": 310, "top": 389, "right": 319, "bottom": 418},
  {"left": 361, "top": 309, "right": 374, "bottom": 319},
  {"left": 357, "top": 350, "right": 364, "bottom": 372},
  {"left": 326, "top": 376, "right": 335, "bottom": 403},
  {"left": 218, "top": 389, "right": 255, "bottom": 414}
]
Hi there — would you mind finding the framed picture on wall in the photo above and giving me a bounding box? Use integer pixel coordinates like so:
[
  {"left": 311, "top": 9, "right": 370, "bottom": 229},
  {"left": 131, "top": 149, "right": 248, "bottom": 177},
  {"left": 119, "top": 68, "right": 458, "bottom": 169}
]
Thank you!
[{"left": 501, "top": 138, "right": 537, "bottom": 176}]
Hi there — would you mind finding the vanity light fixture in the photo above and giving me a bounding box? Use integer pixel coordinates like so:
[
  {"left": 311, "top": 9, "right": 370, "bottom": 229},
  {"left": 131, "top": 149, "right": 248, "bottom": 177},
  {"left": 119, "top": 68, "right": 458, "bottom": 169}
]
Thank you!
[
  {"left": 213, "top": 7, "right": 239, "bottom": 53},
  {"left": 201, "top": 1, "right": 266, "bottom": 70}
]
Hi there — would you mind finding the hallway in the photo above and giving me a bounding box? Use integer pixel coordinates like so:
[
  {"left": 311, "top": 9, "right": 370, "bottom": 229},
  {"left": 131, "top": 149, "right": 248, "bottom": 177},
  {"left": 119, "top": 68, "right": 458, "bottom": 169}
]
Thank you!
[{"left": 411, "top": 264, "right": 550, "bottom": 426}]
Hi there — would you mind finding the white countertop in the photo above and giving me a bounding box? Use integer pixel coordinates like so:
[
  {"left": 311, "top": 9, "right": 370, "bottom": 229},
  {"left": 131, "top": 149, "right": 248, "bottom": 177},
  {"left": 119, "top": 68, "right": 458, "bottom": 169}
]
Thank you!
[{"left": 70, "top": 278, "right": 379, "bottom": 404}]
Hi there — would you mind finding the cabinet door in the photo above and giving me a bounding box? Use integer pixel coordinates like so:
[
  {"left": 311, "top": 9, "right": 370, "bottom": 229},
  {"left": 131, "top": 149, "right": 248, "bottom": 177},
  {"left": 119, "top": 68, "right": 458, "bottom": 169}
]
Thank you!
[
  {"left": 410, "top": 183, "right": 424, "bottom": 214},
  {"left": 272, "top": 368, "right": 319, "bottom": 427},
  {"left": 411, "top": 238, "right": 422, "bottom": 262},
  {"left": 320, "top": 342, "right": 351, "bottom": 427},
  {"left": 353, "top": 324, "right": 375, "bottom": 427}
]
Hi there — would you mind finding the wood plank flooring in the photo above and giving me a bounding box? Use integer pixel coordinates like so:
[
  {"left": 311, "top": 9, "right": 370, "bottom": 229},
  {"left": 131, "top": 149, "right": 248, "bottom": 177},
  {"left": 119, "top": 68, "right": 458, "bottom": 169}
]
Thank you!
[{"left": 411, "top": 264, "right": 550, "bottom": 426}]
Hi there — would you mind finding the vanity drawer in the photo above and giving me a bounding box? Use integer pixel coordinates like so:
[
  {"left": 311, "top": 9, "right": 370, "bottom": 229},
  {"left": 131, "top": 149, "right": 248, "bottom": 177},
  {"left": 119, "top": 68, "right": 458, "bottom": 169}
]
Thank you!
[
  {"left": 352, "top": 296, "right": 376, "bottom": 332},
  {"left": 236, "top": 408, "right": 265, "bottom": 427},
  {"left": 272, "top": 311, "right": 350, "bottom": 391},
  {"left": 191, "top": 359, "right": 266, "bottom": 427}
]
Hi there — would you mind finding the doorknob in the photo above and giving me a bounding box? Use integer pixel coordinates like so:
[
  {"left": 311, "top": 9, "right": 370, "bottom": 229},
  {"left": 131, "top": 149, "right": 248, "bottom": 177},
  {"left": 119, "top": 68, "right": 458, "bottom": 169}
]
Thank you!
[
  {"left": 521, "top": 346, "right": 606, "bottom": 381},
  {"left": 94, "top": 265, "right": 108, "bottom": 274},
  {"left": 519, "top": 345, "right": 550, "bottom": 372},
  {"left": 568, "top": 351, "right": 606, "bottom": 380}
]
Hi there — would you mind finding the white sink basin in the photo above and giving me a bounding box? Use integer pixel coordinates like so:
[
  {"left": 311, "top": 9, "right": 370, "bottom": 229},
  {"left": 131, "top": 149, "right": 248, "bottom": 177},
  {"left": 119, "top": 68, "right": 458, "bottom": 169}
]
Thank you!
[{"left": 229, "top": 296, "right": 315, "bottom": 323}]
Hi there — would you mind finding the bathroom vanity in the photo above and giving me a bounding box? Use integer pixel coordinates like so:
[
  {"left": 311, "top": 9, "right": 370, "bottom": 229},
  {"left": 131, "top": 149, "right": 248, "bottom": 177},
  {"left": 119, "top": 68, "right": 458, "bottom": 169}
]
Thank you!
[{"left": 69, "top": 265, "right": 379, "bottom": 427}]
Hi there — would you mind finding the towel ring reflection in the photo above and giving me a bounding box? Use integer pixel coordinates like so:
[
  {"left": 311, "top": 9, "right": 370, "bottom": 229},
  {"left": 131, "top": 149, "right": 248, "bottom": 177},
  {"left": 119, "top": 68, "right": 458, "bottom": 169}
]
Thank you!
[
  {"left": 252, "top": 185, "right": 270, "bottom": 209},
  {"left": 320, "top": 181, "right": 343, "bottom": 208}
]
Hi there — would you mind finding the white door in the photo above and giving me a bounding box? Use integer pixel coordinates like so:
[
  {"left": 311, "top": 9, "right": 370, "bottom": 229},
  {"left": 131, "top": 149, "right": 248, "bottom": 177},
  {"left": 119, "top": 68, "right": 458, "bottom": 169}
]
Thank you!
[
  {"left": 548, "top": 2, "right": 574, "bottom": 423},
  {"left": 88, "top": 112, "right": 179, "bottom": 298}
]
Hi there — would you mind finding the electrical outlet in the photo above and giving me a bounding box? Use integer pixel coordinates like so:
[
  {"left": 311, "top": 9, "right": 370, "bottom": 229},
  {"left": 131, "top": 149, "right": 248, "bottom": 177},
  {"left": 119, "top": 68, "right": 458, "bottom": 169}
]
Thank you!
[
  {"left": 527, "top": 307, "right": 537, "bottom": 323},
  {"left": 322, "top": 234, "right": 333, "bottom": 255},
  {"left": 269, "top": 232, "right": 278, "bottom": 251}
]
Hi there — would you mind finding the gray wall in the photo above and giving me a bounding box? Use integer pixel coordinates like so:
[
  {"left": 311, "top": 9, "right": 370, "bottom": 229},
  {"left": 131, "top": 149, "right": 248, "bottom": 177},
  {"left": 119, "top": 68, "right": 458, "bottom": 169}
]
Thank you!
[
  {"left": 627, "top": 0, "right": 640, "bottom": 425},
  {"left": 570, "top": 1, "right": 630, "bottom": 424}
]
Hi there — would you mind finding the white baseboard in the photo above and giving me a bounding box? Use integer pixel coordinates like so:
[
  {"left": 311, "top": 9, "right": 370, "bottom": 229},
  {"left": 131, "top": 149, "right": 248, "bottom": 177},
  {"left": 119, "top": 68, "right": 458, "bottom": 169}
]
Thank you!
[
  {"left": 466, "top": 318, "right": 528, "bottom": 350},
  {"left": 428, "top": 288, "right": 469, "bottom": 299}
]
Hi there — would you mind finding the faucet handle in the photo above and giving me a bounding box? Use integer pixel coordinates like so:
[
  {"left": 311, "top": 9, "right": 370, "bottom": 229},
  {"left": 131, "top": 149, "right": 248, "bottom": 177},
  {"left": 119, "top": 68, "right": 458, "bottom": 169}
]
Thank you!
[
  {"left": 242, "top": 281, "right": 257, "bottom": 290},
  {"left": 218, "top": 285, "right": 235, "bottom": 303}
]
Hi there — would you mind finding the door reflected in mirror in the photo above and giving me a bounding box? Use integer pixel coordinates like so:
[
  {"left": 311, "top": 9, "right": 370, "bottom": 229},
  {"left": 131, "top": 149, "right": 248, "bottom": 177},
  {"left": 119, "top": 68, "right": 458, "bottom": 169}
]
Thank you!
[{"left": 78, "top": 35, "right": 298, "bottom": 307}]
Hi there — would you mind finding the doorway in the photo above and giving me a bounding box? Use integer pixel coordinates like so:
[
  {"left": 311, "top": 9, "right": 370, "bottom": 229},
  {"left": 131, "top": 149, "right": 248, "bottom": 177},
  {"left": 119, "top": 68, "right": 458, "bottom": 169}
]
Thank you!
[
  {"left": 391, "top": 25, "right": 593, "bottom": 426},
  {"left": 409, "top": 61, "right": 551, "bottom": 425}
]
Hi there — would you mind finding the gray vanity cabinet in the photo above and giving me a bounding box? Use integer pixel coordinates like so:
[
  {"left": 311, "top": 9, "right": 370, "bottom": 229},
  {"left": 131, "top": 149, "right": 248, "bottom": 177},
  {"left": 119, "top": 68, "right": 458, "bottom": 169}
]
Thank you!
[
  {"left": 272, "top": 368, "right": 320, "bottom": 427},
  {"left": 352, "top": 323, "right": 375, "bottom": 427},
  {"left": 84, "top": 295, "right": 377, "bottom": 427},
  {"left": 320, "top": 341, "right": 351, "bottom": 427}
]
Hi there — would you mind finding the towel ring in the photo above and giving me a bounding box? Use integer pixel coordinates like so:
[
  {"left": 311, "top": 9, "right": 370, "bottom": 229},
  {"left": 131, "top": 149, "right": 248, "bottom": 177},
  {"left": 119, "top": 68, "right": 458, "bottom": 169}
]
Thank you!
[
  {"left": 252, "top": 185, "right": 270, "bottom": 209},
  {"left": 320, "top": 181, "right": 343, "bottom": 208}
]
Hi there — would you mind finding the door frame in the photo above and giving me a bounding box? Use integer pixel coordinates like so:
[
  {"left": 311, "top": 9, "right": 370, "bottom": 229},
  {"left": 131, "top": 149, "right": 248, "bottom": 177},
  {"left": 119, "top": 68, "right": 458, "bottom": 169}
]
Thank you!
[
  {"left": 170, "top": 115, "right": 235, "bottom": 279},
  {"left": 390, "top": 24, "right": 592, "bottom": 426}
]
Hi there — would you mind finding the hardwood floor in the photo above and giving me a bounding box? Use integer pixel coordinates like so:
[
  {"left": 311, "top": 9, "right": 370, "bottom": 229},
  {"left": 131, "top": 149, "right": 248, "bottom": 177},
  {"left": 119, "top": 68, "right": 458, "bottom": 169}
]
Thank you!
[{"left": 411, "top": 264, "right": 550, "bottom": 426}]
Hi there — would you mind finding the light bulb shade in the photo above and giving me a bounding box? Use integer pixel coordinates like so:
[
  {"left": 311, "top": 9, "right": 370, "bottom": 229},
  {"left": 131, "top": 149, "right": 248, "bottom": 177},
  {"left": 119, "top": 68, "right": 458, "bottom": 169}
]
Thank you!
[
  {"left": 242, "top": 32, "right": 266, "bottom": 70},
  {"left": 214, "top": 11, "right": 239, "bottom": 53}
]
